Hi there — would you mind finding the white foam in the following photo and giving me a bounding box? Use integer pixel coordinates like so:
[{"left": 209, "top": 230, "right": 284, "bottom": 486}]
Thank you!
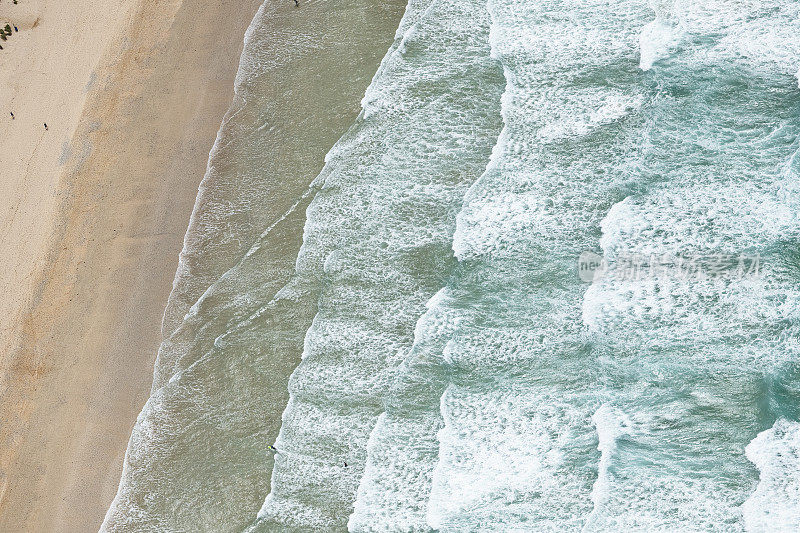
[
  {"left": 639, "top": 0, "right": 800, "bottom": 78},
  {"left": 427, "top": 384, "right": 597, "bottom": 531},
  {"left": 258, "top": 0, "right": 506, "bottom": 528},
  {"left": 584, "top": 404, "right": 633, "bottom": 528},
  {"left": 422, "top": 0, "right": 652, "bottom": 529},
  {"left": 743, "top": 419, "right": 800, "bottom": 532},
  {"left": 639, "top": 0, "right": 683, "bottom": 71}
]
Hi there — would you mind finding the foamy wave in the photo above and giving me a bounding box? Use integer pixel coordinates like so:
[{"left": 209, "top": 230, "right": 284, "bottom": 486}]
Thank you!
[
  {"left": 256, "top": 0, "right": 505, "bottom": 528},
  {"left": 583, "top": 405, "right": 633, "bottom": 529},
  {"left": 639, "top": 0, "right": 683, "bottom": 70},
  {"left": 743, "top": 419, "right": 800, "bottom": 532}
]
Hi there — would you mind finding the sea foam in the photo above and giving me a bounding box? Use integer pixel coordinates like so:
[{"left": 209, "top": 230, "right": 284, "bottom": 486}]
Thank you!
[{"left": 253, "top": 0, "right": 504, "bottom": 528}]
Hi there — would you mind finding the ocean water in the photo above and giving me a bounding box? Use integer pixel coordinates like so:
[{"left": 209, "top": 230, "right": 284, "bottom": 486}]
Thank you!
[
  {"left": 101, "top": 0, "right": 407, "bottom": 530},
  {"left": 106, "top": 0, "right": 800, "bottom": 531}
]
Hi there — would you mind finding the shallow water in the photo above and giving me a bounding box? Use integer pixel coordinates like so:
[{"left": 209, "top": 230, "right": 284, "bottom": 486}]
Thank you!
[
  {"left": 101, "top": 0, "right": 406, "bottom": 530},
  {"left": 107, "top": 0, "right": 800, "bottom": 531}
]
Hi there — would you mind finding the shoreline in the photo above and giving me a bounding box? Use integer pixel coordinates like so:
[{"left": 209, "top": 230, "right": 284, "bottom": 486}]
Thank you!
[
  {"left": 102, "top": 0, "right": 409, "bottom": 528},
  {"left": 0, "top": 0, "right": 263, "bottom": 530}
]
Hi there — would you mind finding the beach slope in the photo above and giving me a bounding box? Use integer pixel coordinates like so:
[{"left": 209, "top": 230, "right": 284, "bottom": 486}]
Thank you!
[{"left": 0, "top": 0, "right": 261, "bottom": 530}]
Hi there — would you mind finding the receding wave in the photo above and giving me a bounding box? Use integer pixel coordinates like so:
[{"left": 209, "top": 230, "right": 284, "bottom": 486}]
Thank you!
[{"left": 105, "top": 0, "right": 800, "bottom": 531}]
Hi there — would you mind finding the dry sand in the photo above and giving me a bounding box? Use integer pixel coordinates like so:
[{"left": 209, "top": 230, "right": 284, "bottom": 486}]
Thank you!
[{"left": 0, "top": 0, "right": 262, "bottom": 530}]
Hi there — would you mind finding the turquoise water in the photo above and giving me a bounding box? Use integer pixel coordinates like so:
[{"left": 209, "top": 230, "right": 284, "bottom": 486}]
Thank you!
[{"left": 106, "top": 0, "right": 800, "bottom": 531}]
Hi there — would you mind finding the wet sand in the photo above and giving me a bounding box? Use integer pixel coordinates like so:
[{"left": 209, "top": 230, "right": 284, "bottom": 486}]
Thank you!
[
  {"left": 102, "top": 0, "right": 408, "bottom": 529},
  {"left": 0, "top": 0, "right": 410, "bottom": 529},
  {"left": 0, "top": 0, "right": 262, "bottom": 530}
]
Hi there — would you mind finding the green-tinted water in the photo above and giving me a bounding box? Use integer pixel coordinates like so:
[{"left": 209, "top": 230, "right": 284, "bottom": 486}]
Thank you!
[{"left": 106, "top": 0, "right": 800, "bottom": 531}]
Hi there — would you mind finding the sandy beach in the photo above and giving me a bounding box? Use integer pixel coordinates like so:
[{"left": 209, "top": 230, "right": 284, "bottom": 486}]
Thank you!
[
  {"left": 0, "top": 0, "right": 262, "bottom": 530},
  {"left": 0, "top": 0, "right": 794, "bottom": 530},
  {"left": 100, "top": 0, "right": 408, "bottom": 528},
  {"left": 0, "top": 0, "right": 409, "bottom": 528}
]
